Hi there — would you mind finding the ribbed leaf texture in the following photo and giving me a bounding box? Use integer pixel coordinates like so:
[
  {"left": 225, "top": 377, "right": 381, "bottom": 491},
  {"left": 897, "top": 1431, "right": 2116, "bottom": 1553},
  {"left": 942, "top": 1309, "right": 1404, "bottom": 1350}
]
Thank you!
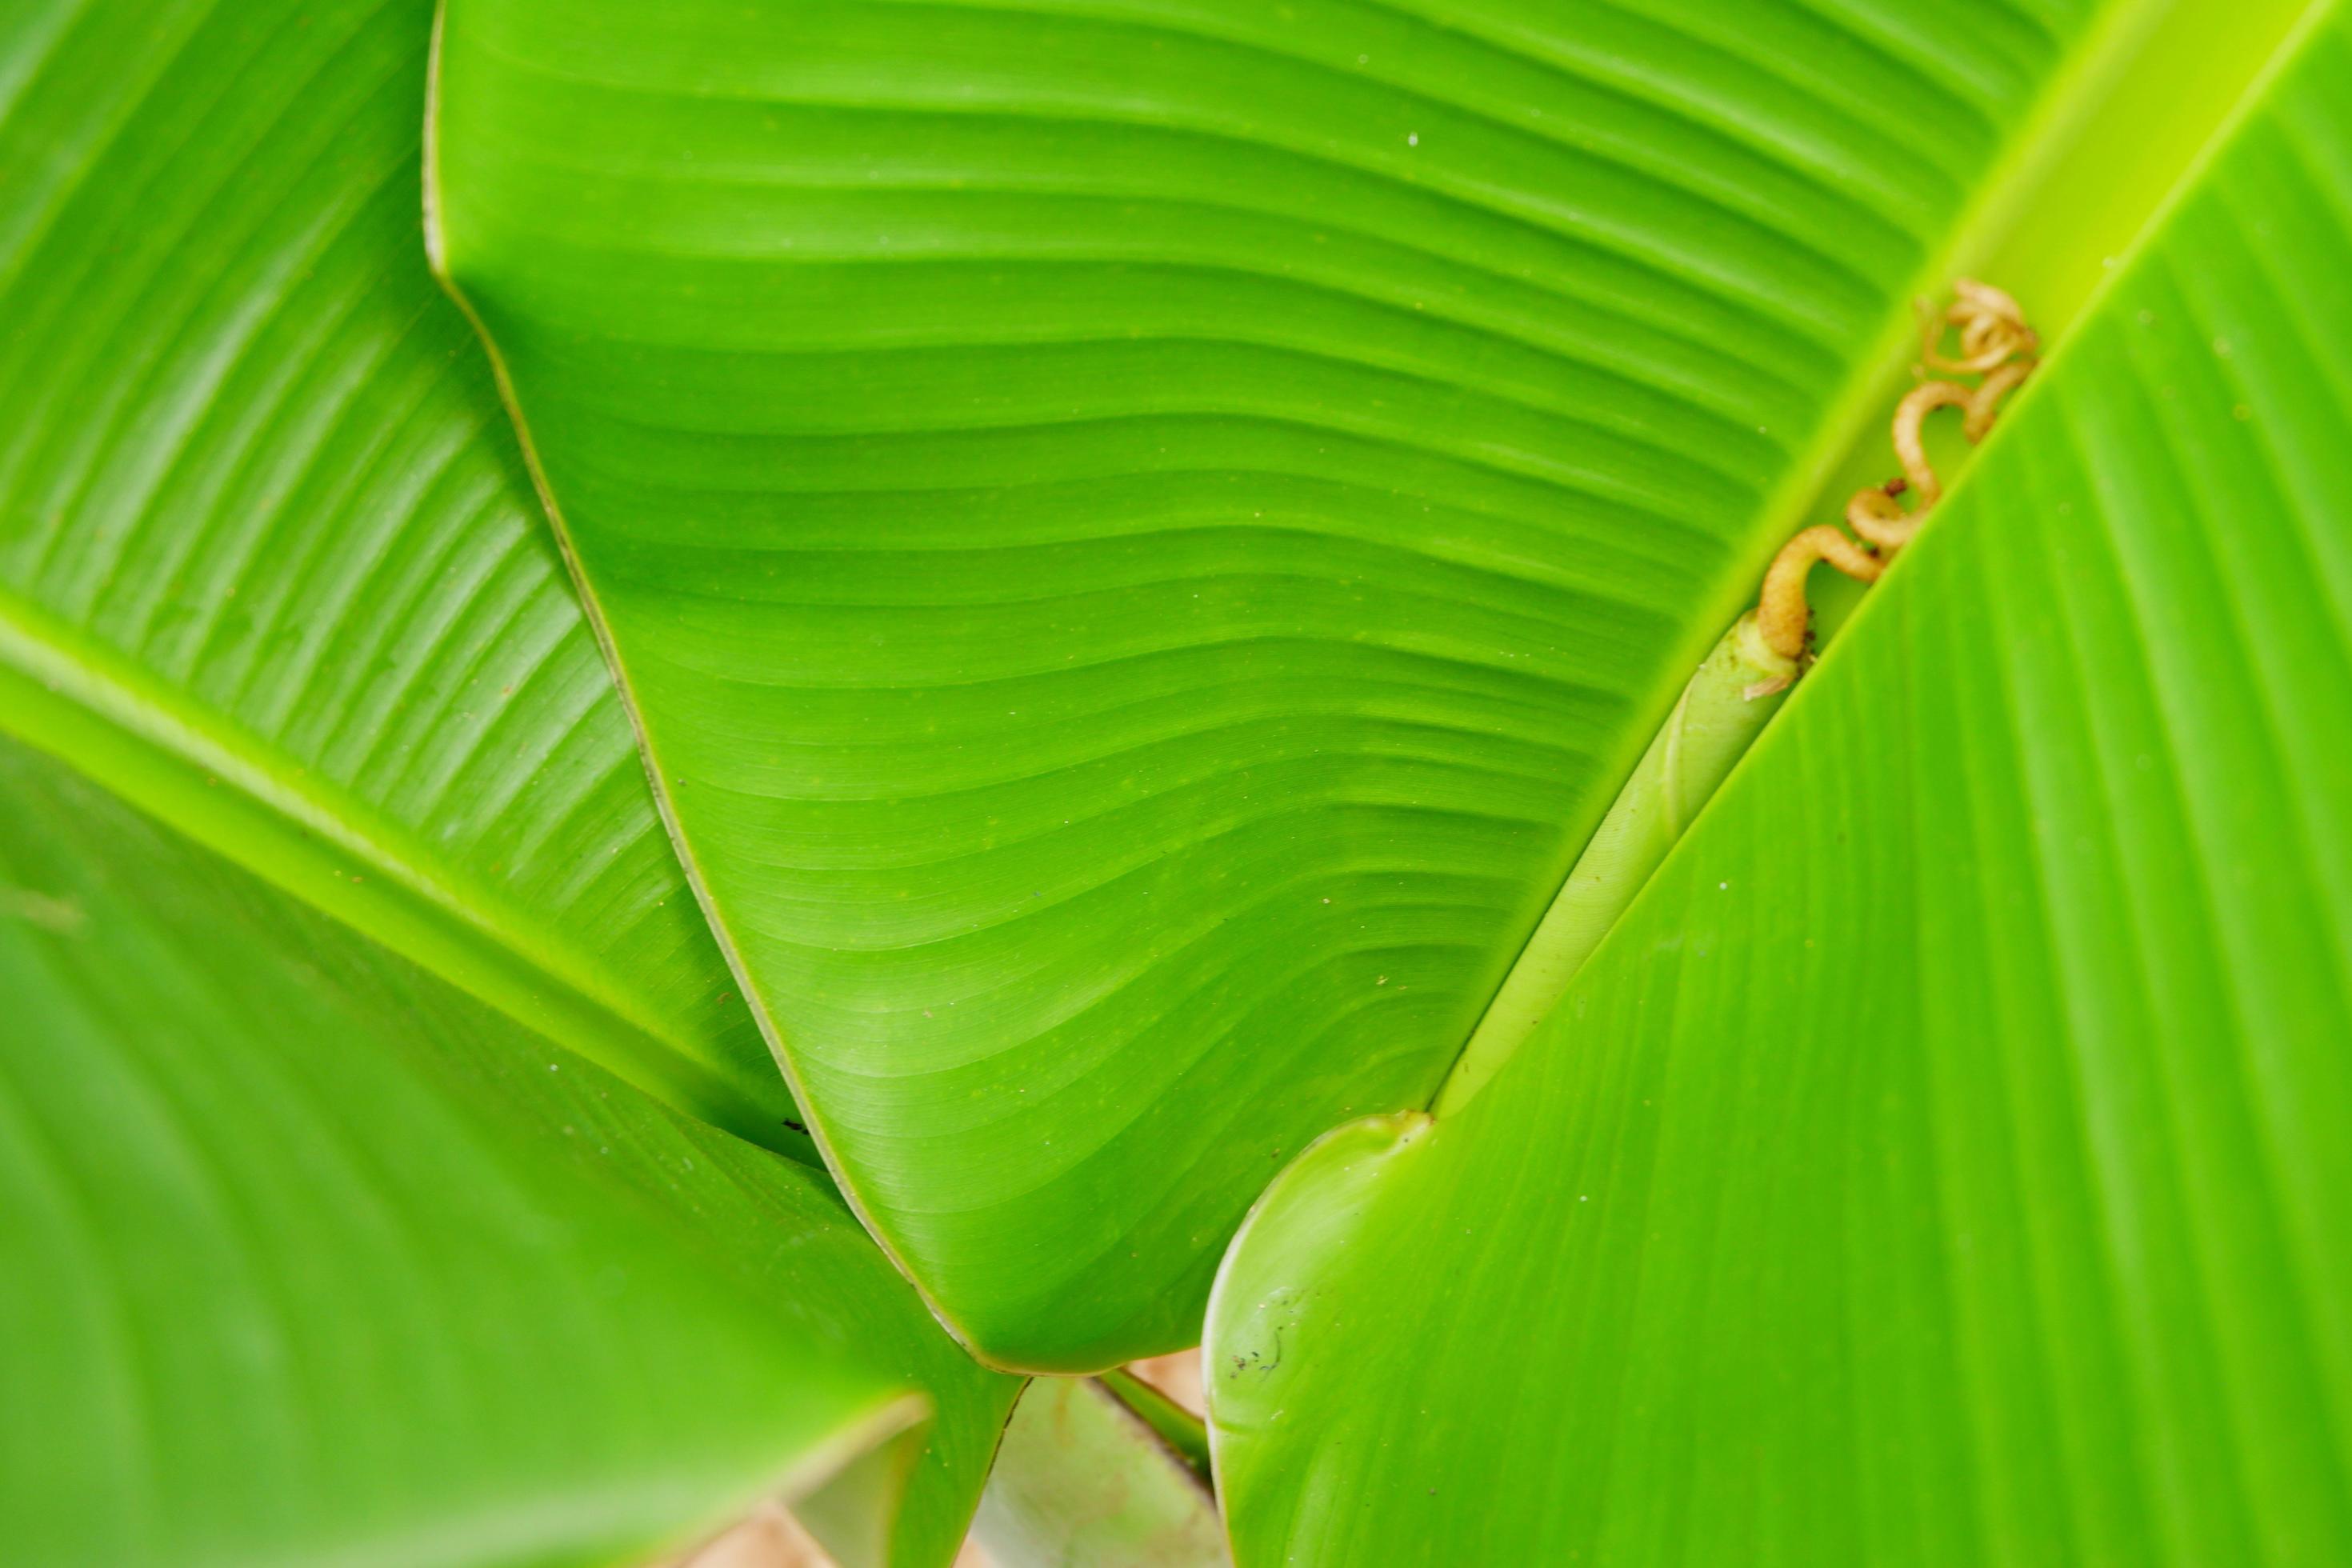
[
  {"left": 0, "top": 0, "right": 790, "bottom": 1142},
  {"left": 430, "top": 0, "right": 2105, "bottom": 1366},
  {"left": 0, "top": 737, "right": 1019, "bottom": 1568},
  {"left": 1206, "top": 8, "right": 2352, "bottom": 1560}
]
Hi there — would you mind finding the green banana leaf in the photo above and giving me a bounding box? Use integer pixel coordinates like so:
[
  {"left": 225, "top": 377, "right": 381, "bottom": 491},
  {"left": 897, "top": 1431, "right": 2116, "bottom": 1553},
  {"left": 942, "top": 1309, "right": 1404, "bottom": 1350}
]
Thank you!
[
  {"left": 0, "top": 4, "right": 1021, "bottom": 1562},
  {"left": 424, "top": 0, "right": 2223, "bottom": 1370},
  {"left": 0, "top": 0, "right": 796, "bottom": 1150},
  {"left": 1207, "top": 5, "right": 2352, "bottom": 1560},
  {"left": 0, "top": 735, "right": 1018, "bottom": 1567},
  {"left": 19, "top": 0, "right": 2346, "bottom": 1558}
]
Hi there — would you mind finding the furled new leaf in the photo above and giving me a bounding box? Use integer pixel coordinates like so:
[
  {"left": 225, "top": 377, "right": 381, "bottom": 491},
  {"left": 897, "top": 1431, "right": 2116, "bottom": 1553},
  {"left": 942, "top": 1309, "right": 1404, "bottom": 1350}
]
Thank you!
[{"left": 1207, "top": 7, "right": 2352, "bottom": 1559}]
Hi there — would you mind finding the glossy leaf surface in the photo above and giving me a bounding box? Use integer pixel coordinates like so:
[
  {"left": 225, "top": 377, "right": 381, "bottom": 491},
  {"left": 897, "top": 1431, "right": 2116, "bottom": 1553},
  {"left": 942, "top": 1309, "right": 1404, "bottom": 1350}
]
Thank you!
[
  {"left": 1207, "top": 7, "right": 2352, "bottom": 1559},
  {"left": 430, "top": 0, "right": 2111, "bottom": 1366},
  {"left": 0, "top": 738, "right": 1016, "bottom": 1568},
  {"left": 0, "top": 0, "right": 793, "bottom": 1145}
]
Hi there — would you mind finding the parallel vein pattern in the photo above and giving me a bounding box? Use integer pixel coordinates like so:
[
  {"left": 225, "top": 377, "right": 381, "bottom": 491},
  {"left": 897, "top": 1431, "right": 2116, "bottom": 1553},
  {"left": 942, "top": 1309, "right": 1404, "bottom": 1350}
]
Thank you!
[
  {"left": 1208, "top": 11, "right": 2352, "bottom": 1560},
  {"left": 0, "top": 739, "right": 962, "bottom": 1568},
  {"left": 0, "top": 0, "right": 786, "bottom": 1134},
  {"left": 433, "top": 0, "right": 2095, "bottom": 1365}
]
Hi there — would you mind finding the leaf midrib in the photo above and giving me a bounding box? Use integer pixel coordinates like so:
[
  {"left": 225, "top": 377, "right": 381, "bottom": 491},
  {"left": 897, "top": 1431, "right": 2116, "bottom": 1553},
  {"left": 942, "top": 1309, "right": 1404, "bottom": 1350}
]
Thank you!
[
  {"left": 0, "top": 579, "right": 794, "bottom": 1152},
  {"left": 1436, "top": 0, "right": 2321, "bottom": 1106}
]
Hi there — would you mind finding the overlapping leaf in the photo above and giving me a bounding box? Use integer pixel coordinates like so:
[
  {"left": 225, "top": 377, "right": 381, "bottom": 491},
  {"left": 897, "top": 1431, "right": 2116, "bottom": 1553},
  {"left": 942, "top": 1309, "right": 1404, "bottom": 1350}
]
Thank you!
[
  {"left": 1, "top": 5, "right": 1024, "bottom": 1561},
  {"left": 430, "top": 0, "right": 2114, "bottom": 1366},
  {"left": 1207, "top": 7, "right": 2352, "bottom": 1559},
  {"left": 0, "top": 0, "right": 791, "bottom": 1145},
  {"left": 0, "top": 738, "right": 1017, "bottom": 1568}
]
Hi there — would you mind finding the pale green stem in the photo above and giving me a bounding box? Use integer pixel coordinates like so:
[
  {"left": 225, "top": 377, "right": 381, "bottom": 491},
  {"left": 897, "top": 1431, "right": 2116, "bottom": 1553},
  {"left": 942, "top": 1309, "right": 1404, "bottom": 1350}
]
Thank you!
[
  {"left": 1099, "top": 1370, "right": 1213, "bottom": 1481},
  {"left": 973, "top": 1378, "right": 1227, "bottom": 1567},
  {"left": 1435, "top": 614, "right": 1796, "bottom": 1116}
]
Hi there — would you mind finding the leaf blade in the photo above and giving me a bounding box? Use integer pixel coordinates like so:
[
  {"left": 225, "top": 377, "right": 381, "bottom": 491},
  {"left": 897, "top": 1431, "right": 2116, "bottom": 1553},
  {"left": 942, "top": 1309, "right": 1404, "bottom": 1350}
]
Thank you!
[
  {"left": 430, "top": 0, "right": 2114, "bottom": 1366},
  {"left": 1205, "top": 7, "right": 2352, "bottom": 1558},
  {"left": 0, "top": 0, "right": 790, "bottom": 1144},
  {"left": 0, "top": 736, "right": 1017, "bottom": 1568}
]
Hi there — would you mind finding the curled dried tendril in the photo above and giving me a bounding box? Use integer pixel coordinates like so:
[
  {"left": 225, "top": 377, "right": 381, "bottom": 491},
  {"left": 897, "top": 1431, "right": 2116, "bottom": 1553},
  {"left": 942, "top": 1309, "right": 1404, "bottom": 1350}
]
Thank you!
[
  {"left": 1920, "top": 277, "right": 2038, "bottom": 375},
  {"left": 1845, "top": 478, "right": 1914, "bottom": 557},
  {"left": 1751, "top": 524, "right": 1882, "bottom": 692},
  {"left": 1750, "top": 278, "right": 2040, "bottom": 670},
  {"left": 1964, "top": 358, "right": 2033, "bottom": 442},
  {"left": 1890, "top": 378, "right": 1971, "bottom": 506}
]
